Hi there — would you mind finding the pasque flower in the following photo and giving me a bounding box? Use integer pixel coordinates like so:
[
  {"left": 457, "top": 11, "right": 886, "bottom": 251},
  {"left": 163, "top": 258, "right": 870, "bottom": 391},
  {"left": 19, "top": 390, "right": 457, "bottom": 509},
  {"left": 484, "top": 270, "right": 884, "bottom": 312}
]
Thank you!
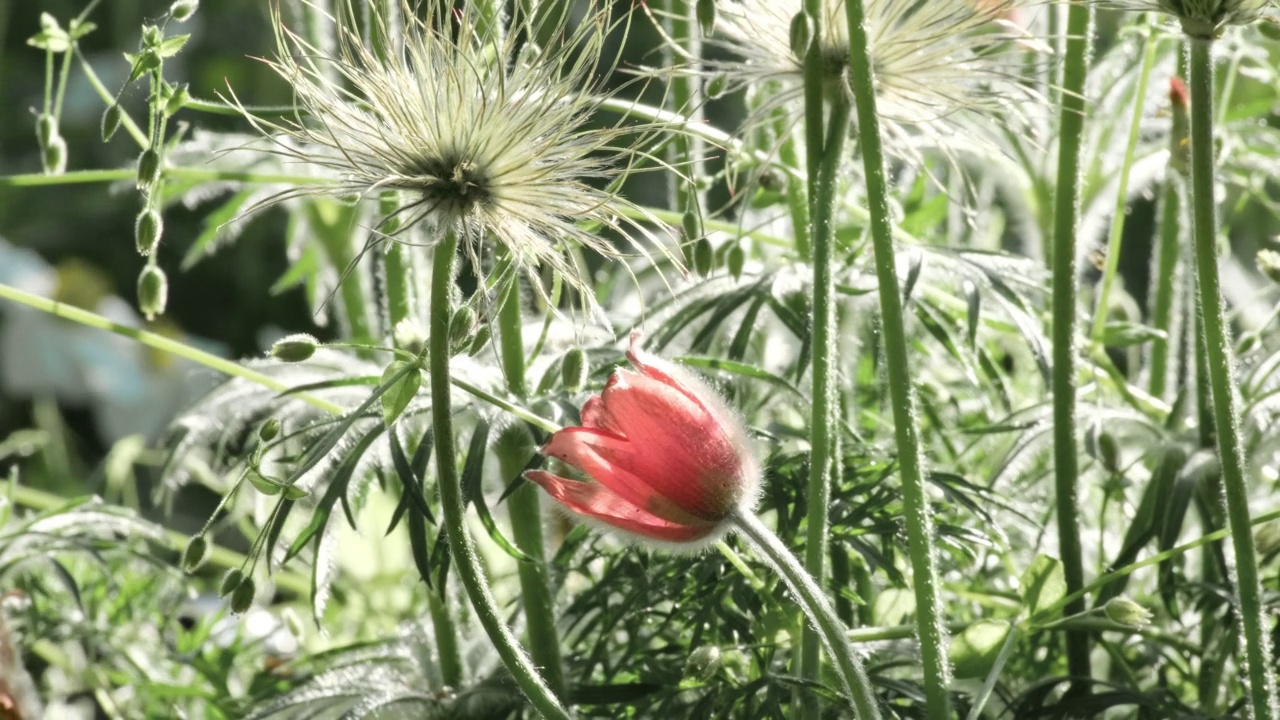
[{"left": 526, "top": 336, "right": 760, "bottom": 548}]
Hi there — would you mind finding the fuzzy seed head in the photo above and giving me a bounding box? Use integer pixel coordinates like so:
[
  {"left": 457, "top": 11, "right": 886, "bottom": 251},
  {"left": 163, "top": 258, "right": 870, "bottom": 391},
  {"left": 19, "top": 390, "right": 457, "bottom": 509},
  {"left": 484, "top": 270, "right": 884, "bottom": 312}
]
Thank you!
[{"left": 1113, "top": 0, "right": 1277, "bottom": 36}]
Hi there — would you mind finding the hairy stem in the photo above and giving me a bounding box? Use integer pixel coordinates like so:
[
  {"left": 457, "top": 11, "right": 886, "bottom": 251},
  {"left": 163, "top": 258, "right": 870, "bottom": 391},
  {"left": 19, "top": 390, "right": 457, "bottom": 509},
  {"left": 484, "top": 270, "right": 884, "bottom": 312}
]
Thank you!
[
  {"left": 1049, "top": 0, "right": 1095, "bottom": 687},
  {"left": 844, "top": 0, "right": 950, "bottom": 715},
  {"left": 1185, "top": 37, "right": 1279, "bottom": 720},
  {"left": 732, "top": 509, "right": 879, "bottom": 719},
  {"left": 428, "top": 231, "right": 572, "bottom": 720},
  {"left": 1147, "top": 177, "right": 1184, "bottom": 401}
]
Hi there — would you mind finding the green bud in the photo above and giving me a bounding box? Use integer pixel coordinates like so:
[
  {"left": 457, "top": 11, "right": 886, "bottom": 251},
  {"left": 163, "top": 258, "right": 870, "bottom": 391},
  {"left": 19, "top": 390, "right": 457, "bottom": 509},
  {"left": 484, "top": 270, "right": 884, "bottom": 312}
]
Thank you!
[
  {"left": 219, "top": 568, "right": 244, "bottom": 597},
  {"left": 229, "top": 575, "right": 256, "bottom": 614},
  {"left": 696, "top": 0, "right": 716, "bottom": 37},
  {"left": 693, "top": 237, "right": 714, "bottom": 277},
  {"left": 36, "top": 113, "right": 57, "bottom": 147},
  {"left": 706, "top": 74, "right": 729, "bottom": 100},
  {"left": 727, "top": 244, "right": 745, "bottom": 280},
  {"left": 247, "top": 471, "right": 282, "bottom": 496},
  {"left": 137, "top": 264, "right": 168, "bottom": 321},
  {"left": 142, "top": 24, "right": 162, "bottom": 48},
  {"left": 137, "top": 148, "right": 162, "bottom": 189},
  {"left": 181, "top": 535, "right": 209, "bottom": 572},
  {"left": 135, "top": 208, "right": 163, "bottom": 256},
  {"left": 561, "top": 348, "right": 588, "bottom": 393},
  {"left": 1257, "top": 249, "right": 1280, "bottom": 283},
  {"left": 42, "top": 135, "right": 67, "bottom": 175},
  {"left": 1103, "top": 597, "right": 1153, "bottom": 627},
  {"left": 789, "top": 11, "right": 812, "bottom": 61},
  {"left": 1097, "top": 431, "right": 1120, "bottom": 474},
  {"left": 164, "top": 83, "right": 190, "bottom": 116},
  {"left": 1237, "top": 332, "right": 1260, "bottom": 355},
  {"left": 170, "top": 0, "right": 199, "bottom": 22},
  {"left": 450, "top": 306, "right": 477, "bottom": 349},
  {"left": 101, "top": 103, "right": 122, "bottom": 142},
  {"left": 681, "top": 206, "right": 702, "bottom": 242},
  {"left": 467, "top": 324, "right": 492, "bottom": 356},
  {"left": 258, "top": 417, "right": 281, "bottom": 442},
  {"left": 271, "top": 333, "right": 319, "bottom": 362},
  {"left": 684, "top": 645, "right": 722, "bottom": 682}
]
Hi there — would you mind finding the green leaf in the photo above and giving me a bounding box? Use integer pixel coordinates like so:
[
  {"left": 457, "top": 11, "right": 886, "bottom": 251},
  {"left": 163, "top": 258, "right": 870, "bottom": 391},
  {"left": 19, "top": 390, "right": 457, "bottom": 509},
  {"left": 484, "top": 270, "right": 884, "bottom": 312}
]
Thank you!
[
  {"left": 155, "top": 33, "right": 190, "bottom": 58},
  {"left": 28, "top": 13, "right": 70, "bottom": 52},
  {"left": 1101, "top": 321, "right": 1167, "bottom": 348},
  {"left": 380, "top": 361, "right": 421, "bottom": 427},
  {"left": 949, "top": 619, "right": 1012, "bottom": 679},
  {"left": 1021, "top": 554, "right": 1066, "bottom": 619}
]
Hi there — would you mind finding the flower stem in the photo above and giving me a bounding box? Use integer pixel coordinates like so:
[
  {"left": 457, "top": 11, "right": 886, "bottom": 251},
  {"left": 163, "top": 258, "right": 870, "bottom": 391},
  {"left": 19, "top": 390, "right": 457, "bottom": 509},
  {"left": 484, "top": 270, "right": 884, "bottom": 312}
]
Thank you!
[
  {"left": 1185, "top": 37, "right": 1279, "bottom": 719},
  {"left": 426, "top": 589, "right": 464, "bottom": 687},
  {"left": 1090, "top": 15, "right": 1159, "bottom": 342},
  {"left": 428, "top": 231, "right": 572, "bottom": 720},
  {"left": 797, "top": 92, "right": 850, "bottom": 716},
  {"left": 1049, "top": 0, "right": 1095, "bottom": 687},
  {"left": 731, "top": 509, "right": 879, "bottom": 719},
  {"left": 497, "top": 272, "right": 567, "bottom": 698},
  {"left": 843, "top": 1, "right": 950, "bottom": 716},
  {"left": 1147, "top": 177, "right": 1184, "bottom": 401}
]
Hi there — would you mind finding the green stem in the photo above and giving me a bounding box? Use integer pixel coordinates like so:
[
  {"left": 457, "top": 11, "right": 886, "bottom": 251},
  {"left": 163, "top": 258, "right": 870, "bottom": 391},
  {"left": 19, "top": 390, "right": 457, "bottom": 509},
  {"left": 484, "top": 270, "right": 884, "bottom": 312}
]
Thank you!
[
  {"left": 380, "top": 193, "right": 413, "bottom": 333},
  {"left": 1147, "top": 177, "right": 1184, "bottom": 401},
  {"left": 775, "top": 108, "right": 811, "bottom": 259},
  {"left": 426, "top": 590, "right": 464, "bottom": 687},
  {"left": 427, "top": 231, "right": 571, "bottom": 720},
  {"left": 1049, "top": 0, "right": 1094, "bottom": 687},
  {"left": 1185, "top": 37, "right": 1279, "bottom": 719},
  {"left": 797, "top": 93, "right": 849, "bottom": 720},
  {"left": 844, "top": 1, "right": 950, "bottom": 716},
  {"left": 497, "top": 272, "right": 567, "bottom": 698},
  {"left": 1090, "top": 17, "right": 1159, "bottom": 341},
  {"left": 732, "top": 509, "right": 879, "bottom": 719}
]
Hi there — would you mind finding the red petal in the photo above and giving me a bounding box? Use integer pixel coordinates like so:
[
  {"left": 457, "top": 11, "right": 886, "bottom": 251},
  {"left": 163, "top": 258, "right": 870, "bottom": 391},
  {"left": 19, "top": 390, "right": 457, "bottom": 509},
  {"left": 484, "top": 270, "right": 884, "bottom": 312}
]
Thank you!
[
  {"left": 525, "top": 471, "right": 716, "bottom": 543},
  {"left": 579, "top": 395, "right": 624, "bottom": 437}
]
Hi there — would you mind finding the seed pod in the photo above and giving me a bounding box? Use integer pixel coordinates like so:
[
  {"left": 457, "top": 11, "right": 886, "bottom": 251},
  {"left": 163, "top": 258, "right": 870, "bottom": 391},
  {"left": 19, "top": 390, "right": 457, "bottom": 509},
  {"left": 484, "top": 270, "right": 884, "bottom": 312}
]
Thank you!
[
  {"left": 727, "top": 244, "right": 745, "bottom": 280},
  {"left": 258, "top": 417, "right": 281, "bottom": 442},
  {"left": 101, "top": 103, "right": 122, "bottom": 142},
  {"left": 229, "top": 576, "right": 256, "bottom": 614},
  {"left": 137, "top": 264, "right": 168, "bottom": 321},
  {"left": 561, "top": 347, "right": 588, "bottom": 393},
  {"left": 789, "top": 11, "right": 812, "bottom": 61},
  {"left": 696, "top": 0, "right": 716, "bottom": 37},
  {"left": 135, "top": 208, "right": 163, "bottom": 256},
  {"left": 693, "top": 236, "right": 714, "bottom": 277},
  {"left": 181, "top": 535, "right": 209, "bottom": 572},
  {"left": 271, "top": 333, "right": 319, "bottom": 362},
  {"left": 137, "top": 148, "right": 162, "bottom": 189},
  {"left": 170, "top": 0, "right": 199, "bottom": 21},
  {"left": 219, "top": 568, "right": 244, "bottom": 597}
]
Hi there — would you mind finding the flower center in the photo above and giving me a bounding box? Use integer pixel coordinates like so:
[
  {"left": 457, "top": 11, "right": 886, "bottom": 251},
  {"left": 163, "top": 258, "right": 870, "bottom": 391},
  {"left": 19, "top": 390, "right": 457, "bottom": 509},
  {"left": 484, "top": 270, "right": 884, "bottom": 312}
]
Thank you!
[{"left": 411, "top": 154, "right": 492, "bottom": 214}]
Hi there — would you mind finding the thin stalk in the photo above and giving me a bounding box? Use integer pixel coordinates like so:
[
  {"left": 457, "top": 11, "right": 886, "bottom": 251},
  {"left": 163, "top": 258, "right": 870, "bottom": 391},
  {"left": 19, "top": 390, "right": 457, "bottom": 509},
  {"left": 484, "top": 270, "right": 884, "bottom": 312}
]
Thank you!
[
  {"left": 1090, "top": 17, "right": 1159, "bottom": 341},
  {"left": 1049, "top": 0, "right": 1095, "bottom": 686},
  {"left": 795, "top": 0, "right": 830, "bottom": 710},
  {"left": 775, "top": 109, "right": 811, "bottom": 258},
  {"left": 496, "top": 273, "right": 567, "bottom": 698},
  {"left": 1147, "top": 177, "right": 1184, "bottom": 401},
  {"left": 380, "top": 193, "right": 413, "bottom": 332},
  {"left": 1185, "top": 37, "right": 1279, "bottom": 719},
  {"left": 426, "top": 591, "right": 464, "bottom": 687},
  {"left": 797, "top": 95, "right": 850, "bottom": 719},
  {"left": 844, "top": 1, "right": 950, "bottom": 716},
  {"left": 427, "top": 231, "right": 571, "bottom": 720},
  {"left": 732, "top": 509, "right": 880, "bottom": 719}
]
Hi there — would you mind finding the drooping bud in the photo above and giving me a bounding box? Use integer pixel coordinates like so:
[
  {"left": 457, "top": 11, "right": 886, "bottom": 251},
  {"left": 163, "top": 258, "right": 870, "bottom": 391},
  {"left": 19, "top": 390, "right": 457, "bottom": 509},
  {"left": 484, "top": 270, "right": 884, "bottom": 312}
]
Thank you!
[
  {"left": 271, "top": 333, "right": 319, "bottom": 362},
  {"left": 35, "top": 113, "right": 56, "bottom": 147},
  {"left": 135, "top": 208, "right": 163, "bottom": 256},
  {"left": 727, "top": 244, "right": 745, "bottom": 280},
  {"left": 1104, "top": 597, "right": 1153, "bottom": 628},
  {"left": 137, "top": 264, "right": 168, "bottom": 320},
  {"left": 693, "top": 236, "right": 714, "bottom": 277},
  {"left": 258, "top": 417, "right": 281, "bottom": 442},
  {"left": 561, "top": 347, "right": 588, "bottom": 393},
  {"left": 229, "top": 576, "right": 256, "bottom": 614},
  {"left": 181, "top": 535, "right": 209, "bottom": 572},
  {"left": 101, "top": 103, "right": 122, "bottom": 141},
  {"left": 219, "top": 568, "right": 244, "bottom": 597},
  {"left": 137, "top": 148, "right": 162, "bottom": 190},
  {"left": 42, "top": 134, "right": 67, "bottom": 175},
  {"left": 789, "top": 11, "right": 812, "bottom": 61},
  {"left": 170, "top": 0, "right": 199, "bottom": 22},
  {"left": 449, "top": 306, "right": 477, "bottom": 351}
]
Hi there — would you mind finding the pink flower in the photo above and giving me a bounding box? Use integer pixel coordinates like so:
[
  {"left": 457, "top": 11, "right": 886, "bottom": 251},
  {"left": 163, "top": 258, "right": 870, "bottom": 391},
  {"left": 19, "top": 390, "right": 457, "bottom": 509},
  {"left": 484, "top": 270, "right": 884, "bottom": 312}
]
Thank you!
[{"left": 526, "top": 335, "right": 760, "bottom": 548}]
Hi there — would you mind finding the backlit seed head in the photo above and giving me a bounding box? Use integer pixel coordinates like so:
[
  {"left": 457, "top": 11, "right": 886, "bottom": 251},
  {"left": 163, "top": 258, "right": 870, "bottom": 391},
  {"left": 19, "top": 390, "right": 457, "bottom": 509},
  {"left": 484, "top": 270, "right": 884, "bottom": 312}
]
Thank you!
[
  {"left": 181, "top": 535, "right": 209, "bottom": 572},
  {"left": 1104, "top": 597, "right": 1154, "bottom": 627},
  {"left": 137, "top": 264, "right": 168, "bottom": 321},
  {"left": 137, "top": 148, "right": 161, "bottom": 190},
  {"left": 135, "top": 208, "right": 163, "bottom": 256}
]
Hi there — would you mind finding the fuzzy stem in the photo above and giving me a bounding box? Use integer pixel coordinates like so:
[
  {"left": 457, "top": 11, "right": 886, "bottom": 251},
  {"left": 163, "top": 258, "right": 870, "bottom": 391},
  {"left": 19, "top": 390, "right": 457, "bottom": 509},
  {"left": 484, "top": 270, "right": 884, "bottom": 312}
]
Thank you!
[
  {"left": 1147, "top": 177, "right": 1183, "bottom": 401},
  {"left": 426, "top": 589, "right": 464, "bottom": 687},
  {"left": 1185, "top": 37, "right": 1279, "bottom": 720},
  {"left": 1090, "top": 17, "right": 1158, "bottom": 341},
  {"left": 497, "top": 273, "right": 567, "bottom": 698},
  {"left": 428, "top": 231, "right": 572, "bottom": 720},
  {"left": 774, "top": 108, "right": 811, "bottom": 259},
  {"left": 1049, "top": 0, "right": 1094, "bottom": 687},
  {"left": 797, "top": 87, "right": 850, "bottom": 720},
  {"left": 732, "top": 509, "right": 880, "bottom": 719},
  {"left": 843, "top": 1, "right": 950, "bottom": 715}
]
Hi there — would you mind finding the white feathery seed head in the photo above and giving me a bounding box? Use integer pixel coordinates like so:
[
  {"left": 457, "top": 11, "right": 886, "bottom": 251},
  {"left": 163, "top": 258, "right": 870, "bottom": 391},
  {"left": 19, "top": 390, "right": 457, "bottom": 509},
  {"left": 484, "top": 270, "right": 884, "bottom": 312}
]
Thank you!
[
  {"left": 1106, "top": 0, "right": 1276, "bottom": 37},
  {"left": 709, "top": 0, "right": 1041, "bottom": 164},
  {"left": 234, "top": 1, "right": 673, "bottom": 318}
]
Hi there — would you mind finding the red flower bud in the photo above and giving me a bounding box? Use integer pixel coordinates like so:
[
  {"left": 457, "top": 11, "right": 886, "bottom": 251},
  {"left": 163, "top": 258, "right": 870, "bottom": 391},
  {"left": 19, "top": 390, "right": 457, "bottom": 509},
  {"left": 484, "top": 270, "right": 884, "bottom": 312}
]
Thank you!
[{"left": 527, "top": 335, "right": 759, "bottom": 548}]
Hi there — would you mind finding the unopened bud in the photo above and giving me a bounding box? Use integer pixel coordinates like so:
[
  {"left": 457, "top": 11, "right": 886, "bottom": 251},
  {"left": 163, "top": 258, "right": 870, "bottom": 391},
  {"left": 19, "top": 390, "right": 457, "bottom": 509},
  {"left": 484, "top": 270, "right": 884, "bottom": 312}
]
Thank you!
[
  {"left": 1098, "top": 431, "right": 1120, "bottom": 474},
  {"left": 135, "top": 208, "right": 163, "bottom": 256},
  {"left": 1104, "top": 597, "right": 1153, "bottom": 627},
  {"left": 42, "top": 135, "right": 67, "bottom": 175},
  {"left": 561, "top": 348, "right": 588, "bottom": 393},
  {"left": 450, "top": 306, "right": 477, "bottom": 349},
  {"left": 258, "top": 417, "right": 281, "bottom": 442},
  {"left": 681, "top": 206, "right": 702, "bottom": 242},
  {"left": 137, "top": 148, "right": 161, "bottom": 189},
  {"left": 696, "top": 0, "right": 716, "bottom": 37},
  {"left": 101, "top": 103, "right": 122, "bottom": 141},
  {"left": 36, "top": 113, "right": 56, "bottom": 147},
  {"left": 219, "top": 568, "right": 244, "bottom": 597},
  {"left": 1168, "top": 77, "right": 1189, "bottom": 111},
  {"left": 1258, "top": 249, "right": 1280, "bottom": 283},
  {"left": 789, "top": 11, "right": 812, "bottom": 61},
  {"left": 706, "top": 74, "right": 729, "bottom": 100},
  {"left": 684, "top": 645, "right": 722, "bottom": 682},
  {"left": 142, "top": 24, "right": 162, "bottom": 47},
  {"left": 271, "top": 333, "right": 319, "bottom": 362},
  {"left": 181, "top": 535, "right": 209, "bottom": 572},
  {"left": 229, "top": 575, "right": 256, "bottom": 614},
  {"left": 170, "top": 0, "right": 199, "bottom": 22},
  {"left": 137, "top": 264, "right": 168, "bottom": 320},
  {"left": 164, "top": 83, "right": 190, "bottom": 116},
  {"left": 693, "top": 237, "right": 714, "bottom": 277},
  {"left": 727, "top": 244, "right": 745, "bottom": 280}
]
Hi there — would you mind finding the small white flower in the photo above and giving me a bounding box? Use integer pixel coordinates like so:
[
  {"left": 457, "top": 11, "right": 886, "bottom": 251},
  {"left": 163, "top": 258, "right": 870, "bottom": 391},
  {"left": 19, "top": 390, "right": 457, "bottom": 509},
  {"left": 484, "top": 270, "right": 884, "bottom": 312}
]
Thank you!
[
  {"left": 709, "top": 0, "right": 1040, "bottom": 164},
  {"left": 233, "top": 1, "right": 671, "bottom": 317}
]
